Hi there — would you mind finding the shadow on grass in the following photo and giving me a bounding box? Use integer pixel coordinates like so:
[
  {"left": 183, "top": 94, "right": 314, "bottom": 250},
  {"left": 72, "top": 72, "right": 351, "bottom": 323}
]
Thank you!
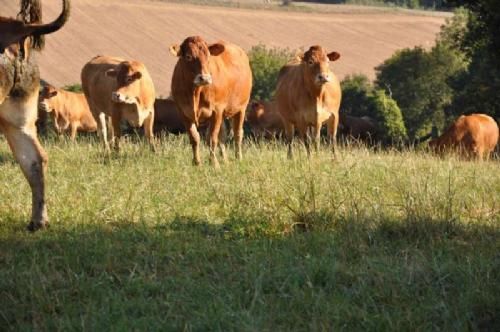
[{"left": 0, "top": 213, "right": 498, "bottom": 331}]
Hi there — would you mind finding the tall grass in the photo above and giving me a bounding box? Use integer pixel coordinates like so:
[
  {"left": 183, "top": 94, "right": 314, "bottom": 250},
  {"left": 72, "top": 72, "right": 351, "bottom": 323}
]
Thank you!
[{"left": 0, "top": 136, "right": 498, "bottom": 330}]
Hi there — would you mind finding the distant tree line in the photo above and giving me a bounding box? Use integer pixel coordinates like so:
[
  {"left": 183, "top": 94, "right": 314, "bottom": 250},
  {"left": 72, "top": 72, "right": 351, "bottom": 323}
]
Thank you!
[{"left": 291, "top": 0, "right": 454, "bottom": 10}]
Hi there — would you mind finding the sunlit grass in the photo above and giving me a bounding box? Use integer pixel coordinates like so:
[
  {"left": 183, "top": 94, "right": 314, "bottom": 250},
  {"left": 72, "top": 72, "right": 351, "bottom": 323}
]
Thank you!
[{"left": 0, "top": 135, "right": 498, "bottom": 330}]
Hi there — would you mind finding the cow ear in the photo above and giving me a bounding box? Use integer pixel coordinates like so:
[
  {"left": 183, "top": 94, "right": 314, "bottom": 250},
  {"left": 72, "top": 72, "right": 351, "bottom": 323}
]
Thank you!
[
  {"left": 209, "top": 43, "right": 225, "bottom": 56},
  {"left": 169, "top": 44, "right": 181, "bottom": 57},
  {"left": 327, "top": 52, "right": 341, "bottom": 62},
  {"left": 132, "top": 72, "right": 142, "bottom": 80},
  {"left": 50, "top": 90, "right": 58, "bottom": 97},
  {"left": 105, "top": 69, "right": 118, "bottom": 78}
]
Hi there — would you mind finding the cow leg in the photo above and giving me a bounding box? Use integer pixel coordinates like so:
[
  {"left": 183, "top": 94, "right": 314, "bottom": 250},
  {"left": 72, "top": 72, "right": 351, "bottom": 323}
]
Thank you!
[
  {"left": 327, "top": 114, "right": 339, "bottom": 156},
  {"left": 2, "top": 124, "right": 48, "bottom": 231},
  {"left": 232, "top": 111, "right": 245, "bottom": 160},
  {"left": 97, "top": 112, "right": 110, "bottom": 152},
  {"left": 209, "top": 113, "right": 224, "bottom": 168},
  {"left": 143, "top": 111, "right": 156, "bottom": 152},
  {"left": 186, "top": 122, "right": 201, "bottom": 166},
  {"left": 218, "top": 121, "right": 228, "bottom": 163},
  {"left": 313, "top": 121, "right": 322, "bottom": 153},
  {"left": 284, "top": 121, "right": 295, "bottom": 159},
  {"left": 69, "top": 122, "right": 78, "bottom": 141},
  {"left": 111, "top": 113, "right": 122, "bottom": 152},
  {"left": 297, "top": 124, "right": 311, "bottom": 157}
]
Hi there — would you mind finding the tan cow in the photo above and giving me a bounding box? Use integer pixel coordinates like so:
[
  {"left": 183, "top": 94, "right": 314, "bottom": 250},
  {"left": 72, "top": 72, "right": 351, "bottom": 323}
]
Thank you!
[
  {"left": 0, "top": 0, "right": 70, "bottom": 231},
  {"left": 170, "top": 36, "right": 252, "bottom": 167},
  {"left": 81, "top": 56, "right": 156, "bottom": 151},
  {"left": 246, "top": 100, "right": 284, "bottom": 139},
  {"left": 275, "top": 46, "right": 342, "bottom": 158},
  {"left": 39, "top": 84, "right": 97, "bottom": 139},
  {"left": 429, "top": 114, "right": 499, "bottom": 160}
]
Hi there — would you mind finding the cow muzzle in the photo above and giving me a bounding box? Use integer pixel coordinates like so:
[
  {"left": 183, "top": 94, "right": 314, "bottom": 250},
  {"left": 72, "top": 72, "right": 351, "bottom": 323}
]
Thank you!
[
  {"left": 316, "top": 73, "right": 331, "bottom": 85},
  {"left": 194, "top": 74, "right": 213, "bottom": 86},
  {"left": 112, "top": 92, "right": 136, "bottom": 104}
]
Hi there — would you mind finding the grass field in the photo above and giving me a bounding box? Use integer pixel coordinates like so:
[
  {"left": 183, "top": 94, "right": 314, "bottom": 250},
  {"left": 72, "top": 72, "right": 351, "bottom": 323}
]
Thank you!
[{"left": 0, "top": 136, "right": 499, "bottom": 330}]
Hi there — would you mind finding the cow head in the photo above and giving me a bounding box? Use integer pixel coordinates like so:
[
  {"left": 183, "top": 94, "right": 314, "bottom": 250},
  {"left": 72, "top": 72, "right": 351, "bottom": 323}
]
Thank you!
[
  {"left": 38, "top": 85, "right": 58, "bottom": 112},
  {"left": 299, "top": 46, "right": 340, "bottom": 86},
  {"left": 106, "top": 61, "right": 149, "bottom": 127},
  {"left": 106, "top": 61, "right": 142, "bottom": 104},
  {"left": 247, "top": 101, "right": 265, "bottom": 123},
  {"left": 170, "top": 36, "right": 224, "bottom": 87}
]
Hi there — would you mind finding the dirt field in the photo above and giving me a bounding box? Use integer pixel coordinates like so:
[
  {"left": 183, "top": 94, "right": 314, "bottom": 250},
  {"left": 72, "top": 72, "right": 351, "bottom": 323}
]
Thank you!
[{"left": 0, "top": 0, "right": 449, "bottom": 95}]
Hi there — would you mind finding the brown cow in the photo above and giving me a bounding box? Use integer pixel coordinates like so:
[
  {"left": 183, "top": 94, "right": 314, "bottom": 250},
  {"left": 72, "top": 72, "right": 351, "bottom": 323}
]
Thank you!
[
  {"left": 339, "top": 114, "right": 378, "bottom": 142},
  {"left": 246, "top": 100, "right": 284, "bottom": 139},
  {"left": 39, "top": 84, "right": 97, "bottom": 139},
  {"left": 153, "top": 97, "right": 185, "bottom": 135},
  {"left": 81, "top": 56, "right": 156, "bottom": 152},
  {"left": 275, "top": 46, "right": 342, "bottom": 158},
  {"left": 170, "top": 36, "right": 252, "bottom": 167},
  {"left": 429, "top": 114, "right": 499, "bottom": 160},
  {"left": 0, "top": 0, "right": 70, "bottom": 231}
]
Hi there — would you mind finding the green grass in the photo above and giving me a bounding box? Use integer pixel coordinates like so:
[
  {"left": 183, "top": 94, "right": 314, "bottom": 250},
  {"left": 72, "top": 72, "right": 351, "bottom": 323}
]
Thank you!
[{"left": 0, "top": 135, "right": 499, "bottom": 331}]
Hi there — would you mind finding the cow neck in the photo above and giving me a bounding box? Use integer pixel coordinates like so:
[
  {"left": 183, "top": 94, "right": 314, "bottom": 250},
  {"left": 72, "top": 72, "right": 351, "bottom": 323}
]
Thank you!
[{"left": 301, "top": 64, "right": 323, "bottom": 102}]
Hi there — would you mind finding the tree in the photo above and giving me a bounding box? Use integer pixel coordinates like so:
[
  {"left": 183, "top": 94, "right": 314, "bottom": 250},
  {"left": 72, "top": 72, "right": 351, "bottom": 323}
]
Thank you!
[
  {"left": 248, "top": 45, "right": 295, "bottom": 101},
  {"left": 442, "top": 1, "right": 500, "bottom": 120},
  {"left": 374, "top": 44, "right": 465, "bottom": 139}
]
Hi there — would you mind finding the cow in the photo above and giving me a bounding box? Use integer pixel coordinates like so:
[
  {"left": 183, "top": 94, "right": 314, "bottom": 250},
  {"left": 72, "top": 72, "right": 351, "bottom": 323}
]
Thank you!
[
  {"left": 429, "top": 113, "right": 499, "bottom": 161},
  {"left": 153, "top": 97, "right": 185, "bottom": 135},
  {"left": 81, "top": 56, "right": 156, "bottom": 152},
  {"left": 169, "top": 36, "right": 252, "bottom": 167},
  {"left": 339, "top": 113, "right": 378, "bottom": 143},
  {"left": 246, "top": 100, "right": 285, "bottom": 140},
  {"left": 275, "top": 45, "right": 342, "bottom": 158},
  {"left": 0, "top": 0, "right": 70, "bottom": 231},
  {"left": 39, "top": 84, "right": 97, "bottom": 139}
]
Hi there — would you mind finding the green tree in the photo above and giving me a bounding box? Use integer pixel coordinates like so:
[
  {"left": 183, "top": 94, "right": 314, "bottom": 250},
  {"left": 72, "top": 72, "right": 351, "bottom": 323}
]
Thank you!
[
  {"left": 248, "top": 45, "right": 294, "bottom": 101},
  {"left": 442, "top": 1, "right": 500, "bottom": 120},
  {"left": 375, "top": 44, "right": 465, "bottom": 139}
]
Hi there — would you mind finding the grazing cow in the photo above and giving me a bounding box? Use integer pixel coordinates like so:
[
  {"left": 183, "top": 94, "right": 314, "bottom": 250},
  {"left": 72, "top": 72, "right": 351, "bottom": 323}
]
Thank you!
[
  {"left": 339, "top": 114, "right": 378, "bottom": 142},
  {"left": 170, "top": 36, "right": 252, "bottom": 167},
  {"left": 81, "top": 56, "right": 156, "bottom": 151},
  {"left": 429, "top": 114, "right": 499, "bottom": 160},
  {"left": 0, "top": 0, "right": 70, "bottom": 231},
  {"left": 246, "top": 100, "right": 284, "bottom": 139},
  {"left": 39, "top": 84, "right": 97, "bottom": 139},
  {"left": 153, "top": 97, "right": 185, "bottom": 135},
  {"left": 275, "top": 45, "right": 342, "bottom": 158}
]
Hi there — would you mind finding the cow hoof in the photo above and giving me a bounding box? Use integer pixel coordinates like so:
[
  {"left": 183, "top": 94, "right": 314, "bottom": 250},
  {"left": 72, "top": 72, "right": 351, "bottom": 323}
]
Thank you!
[
  {"left": 192, "top": 159, "right": 201, "bottom": 166},
  {"left": 27, "top": 220, "right": 49, "bottom": 232}
]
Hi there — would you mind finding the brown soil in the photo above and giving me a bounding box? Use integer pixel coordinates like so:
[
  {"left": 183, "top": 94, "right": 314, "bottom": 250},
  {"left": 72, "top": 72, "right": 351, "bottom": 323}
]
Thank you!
[{"left": 0, "top": 0, "right": 449, "bottom": 95}]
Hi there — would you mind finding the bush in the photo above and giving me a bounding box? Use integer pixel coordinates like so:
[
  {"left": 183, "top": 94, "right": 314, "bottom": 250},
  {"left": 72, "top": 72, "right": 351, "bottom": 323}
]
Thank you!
[
  {"left": 248, "top": 44, "right": 295, "bottom": 101},
  {"left": 340, "top": 74, "right": 407, "bottom": 144},
  {"left": 368, "top": 89, "right": 407, "bottom": 144},
  {"left": 63, "top": 83, "right": 82, "bottom": 93}
]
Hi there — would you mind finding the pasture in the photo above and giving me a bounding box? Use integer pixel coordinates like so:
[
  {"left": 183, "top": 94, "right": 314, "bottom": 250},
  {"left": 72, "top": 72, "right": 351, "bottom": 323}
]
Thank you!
[{"left": 1, "top": 136, "right": 498, "bottom": 330}]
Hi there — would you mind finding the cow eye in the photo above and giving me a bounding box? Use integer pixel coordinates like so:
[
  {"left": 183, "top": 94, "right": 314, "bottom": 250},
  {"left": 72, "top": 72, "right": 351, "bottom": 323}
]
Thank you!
[
  {"left": 308, "top": 59, "right": 315, "bottom": 66},
  {"left": 185, "top": 54, "right": 193, "bottom": 61},
  {"left": 126, "top": 76, "right": 134, "bottom": 84}
]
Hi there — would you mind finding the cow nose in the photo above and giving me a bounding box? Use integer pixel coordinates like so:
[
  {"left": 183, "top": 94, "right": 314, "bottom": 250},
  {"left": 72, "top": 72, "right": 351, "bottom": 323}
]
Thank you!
[
  {"left": 195, "top": 74, "right": 213, "bottom": 86},
  {"left": 317, "top": 74, "right": 330, "bottom": 84},
  {"left": 111, "top": 92, "right": 120, "bottom": 102}
]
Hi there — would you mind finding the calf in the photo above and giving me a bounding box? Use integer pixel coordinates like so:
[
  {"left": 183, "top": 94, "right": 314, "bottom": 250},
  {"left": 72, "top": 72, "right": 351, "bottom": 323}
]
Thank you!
[{"left": 39, "top": 84, "right": 97, "bottom": 139}]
